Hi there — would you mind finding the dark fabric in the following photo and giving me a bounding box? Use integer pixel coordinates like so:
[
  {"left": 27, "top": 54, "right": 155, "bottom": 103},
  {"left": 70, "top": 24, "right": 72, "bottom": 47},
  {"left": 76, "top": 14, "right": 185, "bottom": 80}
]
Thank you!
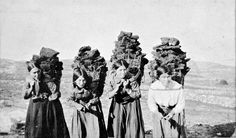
[
  {"left": 25, "top": 98, "right": 70, "bottom": 138},
  {"left": 47, "top": 99, "right": 70, "bottom": 138},
  {"left": 152, "top": 110, "right": 186, "bottom": 138},
  {"left": 107, "top": 98, "right": 145, "bottom": 138},
  {"left": 25, "top": 99, "right": 50, "bottom": 138},
  {"left": 25, "top": 80, "right": 70, "bottom": 138},
  {"left": 71, "top": 100, "right": 108, "bottom": 138}
]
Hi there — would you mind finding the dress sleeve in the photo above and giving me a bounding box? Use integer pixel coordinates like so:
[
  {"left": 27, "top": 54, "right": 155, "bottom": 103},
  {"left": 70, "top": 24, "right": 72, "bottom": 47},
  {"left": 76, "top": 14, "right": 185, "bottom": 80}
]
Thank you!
[
  {"left": 147, "top": 87, "right": 158, "bottom": 113},
  {"left": 67, "top": 88, "right": 84, "bottom": 110},
  {"left": 107, "top": 81, "right": 119, "bottom": 98},
  {"left": 172, "top": 88, "right": 185, "bottom": 114},
  {"left": 23, "top": 82, "right": 32, "bottom": 99}
]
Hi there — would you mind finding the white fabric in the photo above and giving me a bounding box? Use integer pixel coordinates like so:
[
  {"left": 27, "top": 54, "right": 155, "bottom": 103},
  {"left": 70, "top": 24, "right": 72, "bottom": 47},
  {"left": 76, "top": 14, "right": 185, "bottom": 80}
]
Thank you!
[{"left": 147, "top": 80, "right": 185, "bottom": 114}]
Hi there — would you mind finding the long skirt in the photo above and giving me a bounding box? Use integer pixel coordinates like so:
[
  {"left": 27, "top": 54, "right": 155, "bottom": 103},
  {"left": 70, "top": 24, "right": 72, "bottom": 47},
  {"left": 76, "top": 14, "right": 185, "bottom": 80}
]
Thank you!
[
  {"left": 47, "top": 99, "right": 70, "bottom": 138},
  {"left": 152, "top": 110, "right": 186, "bottom": 138},
  {"left": 25, "top": 99, "right": 50, "bottom": 138},
  {"left": 71, "top": 101, "right": 107, "bottom": 138},
  {"left": 107, "top": 98, "right": 145, "bottom": 138}
]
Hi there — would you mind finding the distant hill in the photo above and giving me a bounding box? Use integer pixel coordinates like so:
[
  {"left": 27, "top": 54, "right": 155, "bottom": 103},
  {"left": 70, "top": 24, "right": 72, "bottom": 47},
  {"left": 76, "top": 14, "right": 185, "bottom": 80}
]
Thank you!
[{"left": 0, "top": 58, "right": 235, "bottom": 83}]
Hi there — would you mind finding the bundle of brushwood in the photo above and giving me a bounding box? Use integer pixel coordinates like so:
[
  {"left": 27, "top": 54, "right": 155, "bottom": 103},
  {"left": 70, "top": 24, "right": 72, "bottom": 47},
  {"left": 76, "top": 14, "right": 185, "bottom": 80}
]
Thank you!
[
  {"left": 72, "top": 46, "right": 108, "bottom": 97},
  {"left": 29, "top": 47, "right": 63, "bottom": 84},
  {"left": 110, "top": 31, "right": 148, "bottom": 85},
  {"left": 149, "top": 37, "right": 190, "bottom": 85}
]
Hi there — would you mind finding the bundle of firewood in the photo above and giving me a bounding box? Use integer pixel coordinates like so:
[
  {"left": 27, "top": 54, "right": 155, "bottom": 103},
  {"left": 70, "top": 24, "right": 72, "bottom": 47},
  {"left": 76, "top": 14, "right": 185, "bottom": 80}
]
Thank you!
[
  {"left": 72, "top": 46, "right": 108, "bottom": 97},
  {"left": 30, "top": 47, "right": 63, "bottom": 83},
  {"left": 149, "top": 37, "right": 190, "bottom": 84},
  {"left": 110, "top": 31, "right": 148, "bottom": 84}
]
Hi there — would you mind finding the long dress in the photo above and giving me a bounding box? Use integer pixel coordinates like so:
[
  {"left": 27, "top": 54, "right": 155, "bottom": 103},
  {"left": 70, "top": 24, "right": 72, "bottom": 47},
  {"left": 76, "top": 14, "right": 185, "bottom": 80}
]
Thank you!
[
  {"left": 46, "top": 81, "right": 70, "bottom": 138},
  {"left": 47, "top": 98, "right": 70, "bottom": 138},
  {"left": 147, "top": 80, "right": 186, "bottom": 138},
  {"left": 24, "top": 81, "right": 70, "bottom": 138},
  {"left": 107, "top": 78, "right": 145, "bottom": 138},
  {"left": 24, "top": 81, "right": 51, "bottom": 138},
  {"left": 68, "top": 87, "right": 107, "bottom": 138}
]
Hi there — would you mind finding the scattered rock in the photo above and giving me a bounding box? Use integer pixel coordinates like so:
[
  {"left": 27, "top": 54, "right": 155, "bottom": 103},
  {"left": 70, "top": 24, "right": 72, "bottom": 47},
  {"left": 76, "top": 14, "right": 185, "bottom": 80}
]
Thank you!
[
  {"left": 0, "top": 109, "right": 26, "bottom": 134},
  {"left": 0, "top": 100, "right": 14, "bottom": 108},
  {"left": 217, "top": 79, "right": 228, "bottom": 85}
]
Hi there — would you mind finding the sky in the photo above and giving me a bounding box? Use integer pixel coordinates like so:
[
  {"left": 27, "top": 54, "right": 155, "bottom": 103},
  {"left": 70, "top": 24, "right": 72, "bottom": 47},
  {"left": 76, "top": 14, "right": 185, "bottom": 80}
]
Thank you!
[{"left": 0, "top": 0, "right": 235, "bottom": 66}]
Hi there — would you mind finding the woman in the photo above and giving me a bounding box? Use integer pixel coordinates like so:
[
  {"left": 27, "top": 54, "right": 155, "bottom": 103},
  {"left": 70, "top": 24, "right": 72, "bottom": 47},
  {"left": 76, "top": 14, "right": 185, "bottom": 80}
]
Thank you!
[
  {"left": 107, "top": 59, "right": 145, "bottom": 138},
  {"left": 68, "top": 68, "right": 107, "bottom": 138},
  {"left": 24, "top": 61, "right": 70, "bottom": 138},
  {"left": 24, "top": 61, "right": 50, "bottom": 138},
  {"left": 147, "top": 66, "right": 186, "bottom": 138}
]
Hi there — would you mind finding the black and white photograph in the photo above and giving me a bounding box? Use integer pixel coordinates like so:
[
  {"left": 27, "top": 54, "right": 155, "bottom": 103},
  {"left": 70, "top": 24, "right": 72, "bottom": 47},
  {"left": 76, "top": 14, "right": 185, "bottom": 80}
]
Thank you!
[{"left": 0, "top": 0, "right": 235, "bottom": 137}]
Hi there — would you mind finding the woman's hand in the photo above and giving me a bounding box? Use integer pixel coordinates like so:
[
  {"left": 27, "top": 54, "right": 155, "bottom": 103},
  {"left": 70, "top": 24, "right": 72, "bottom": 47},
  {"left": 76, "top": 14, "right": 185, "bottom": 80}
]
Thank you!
[
  {"left": 123, "top": 79, "right": 130, "bottom": 89},
  {"left": 163, "top": 110, "right": 175, "bottom": 120},
  {"left": 75, "top": 103, "right": 85, "bottom": 111},
  {"left": 48, "top": 94, "right": 57, "bottom": 101},
  {"left": 84, "top": 102, "right": 91, "bottom": 110},
  {"left": 26, "top": 80, "right": 35, "bottom": 95},
  {"left": 109, "top": 81, "right": 123, "bottom": 98},
  {"left": 29, "top": 80, "right": 35, "bottom": 88}
]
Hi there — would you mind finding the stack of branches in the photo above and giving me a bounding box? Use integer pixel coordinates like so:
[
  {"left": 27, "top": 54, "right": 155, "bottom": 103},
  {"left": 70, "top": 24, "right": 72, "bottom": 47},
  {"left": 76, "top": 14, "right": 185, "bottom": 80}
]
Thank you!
[
  {"left": 72, "top": 46, "right": 108, "bottom": 97},
  {"left": 30, "top": 47, "right": 63, "bottom": 84},
  {"left": 110, "top": 31, "right": 148, "bottom": 85},
  {"left": 149, "top": 37, "right": 190, "bottom": 85}
]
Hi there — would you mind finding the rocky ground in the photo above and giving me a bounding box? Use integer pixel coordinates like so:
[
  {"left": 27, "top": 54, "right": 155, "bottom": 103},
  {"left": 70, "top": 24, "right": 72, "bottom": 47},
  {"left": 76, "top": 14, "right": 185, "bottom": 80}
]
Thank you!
[{"left": 0, "top": 59, "right": 235, "bottom": 137}]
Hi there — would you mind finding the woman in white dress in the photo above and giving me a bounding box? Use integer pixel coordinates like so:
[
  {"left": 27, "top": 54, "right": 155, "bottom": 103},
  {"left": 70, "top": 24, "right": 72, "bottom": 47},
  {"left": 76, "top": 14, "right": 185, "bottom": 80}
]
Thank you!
[{"left": 147, "top": 66, "right": 186, "bottom": 138}]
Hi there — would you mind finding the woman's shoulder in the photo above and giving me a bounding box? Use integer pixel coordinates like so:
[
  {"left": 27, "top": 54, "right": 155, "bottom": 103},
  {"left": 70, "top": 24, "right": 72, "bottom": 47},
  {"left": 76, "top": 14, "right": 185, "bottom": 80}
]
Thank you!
[
  {"left": 150, "top": 80, "right": 182, "bottom": 90},
  {"left": 150, "top": 80, "right": 165, "bottom": 90},
  {"left": 170, "top": 80, "right": 182, "bottom": 90}
]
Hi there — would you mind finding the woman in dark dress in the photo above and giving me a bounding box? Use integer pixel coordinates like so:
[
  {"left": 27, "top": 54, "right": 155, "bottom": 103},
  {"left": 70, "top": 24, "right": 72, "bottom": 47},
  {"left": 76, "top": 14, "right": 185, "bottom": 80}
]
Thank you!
[
  {"left": 68, "top": 68, "right": 107, "bottom": 138},
  {"left": 107, "top": 59, "right": 145, "bottom": 138},
  {"left": 24, "top": 47, "right": 70, "bottom": 138},
  {"left": 24, "top": 61, "right": 51, "bottom": 138}
]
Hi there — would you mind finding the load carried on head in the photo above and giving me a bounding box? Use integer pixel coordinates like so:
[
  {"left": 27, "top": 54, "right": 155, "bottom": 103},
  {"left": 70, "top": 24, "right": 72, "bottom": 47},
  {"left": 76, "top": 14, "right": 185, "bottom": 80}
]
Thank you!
[
  {"left": 26, "top": 47, "right": 63, "bottom": 101},
  {"left": 148, "top": 37, "right": 190, "bottom": 85},
  {"left": 72, "top": 46, "right": 108, "bottom": 98},
  {"left": 110, "top": 31, "right": 149, "bottom": 85}
]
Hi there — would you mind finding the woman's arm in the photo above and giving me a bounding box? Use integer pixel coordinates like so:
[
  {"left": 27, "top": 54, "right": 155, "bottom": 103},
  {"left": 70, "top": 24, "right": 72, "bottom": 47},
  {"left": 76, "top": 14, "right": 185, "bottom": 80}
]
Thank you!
[
  {"left": 163, "top": 89, "right": 185, "bottom": 120},
  {"left": 172, "top": 88, "right": 185, "bottom": 114},
  {"left": 108, "top": 81, "right": 123, "bottom": 99},
  {"left": 23, "top": 82, "right": 34, "bottom": 99},
  {"left": 147, "top": 88, "right": 159, "bottom": 112},
  {"left": 147, "top": 88, "right": 165, "bottom": 119},
  {"left": 67, "top": 89, "right": 85, "bottom": 111}
]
